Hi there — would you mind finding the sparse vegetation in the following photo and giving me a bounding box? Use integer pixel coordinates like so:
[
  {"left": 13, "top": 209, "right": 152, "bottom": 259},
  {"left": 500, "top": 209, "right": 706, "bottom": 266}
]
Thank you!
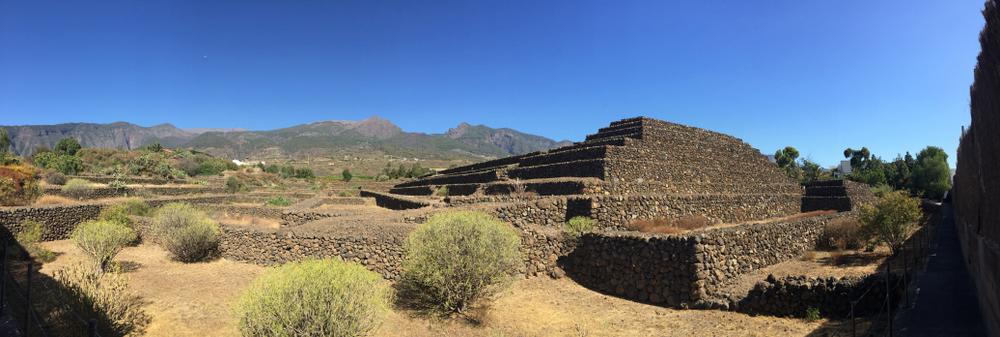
[
  {"left": 62, "top": 178, "right": 94, "bottom": 200},
  {"left": 565, "top": 216, "right": 594, "bottom": 238},
  {"left": 0, "top": 163, "right": 44, "bottom": 206},
  {"left": 225, "top": 176, "right": 248, "bottom": 194},
  {"left": 152, "top": 202, "right": 220, "bottom": 262},
  {"left": 818, "top": 218, "right": 863, "bottom": 251},
  {"left": 805, "top": 307, "right": 820, "bottom": 321},
  {"left": 403, "top": 211, "right": 523, "bottom": 313},
  {"left": 338, "top": 191, "right": 353, "bottom": 197},
  {"left": 231, "top": 258, "right": 392, "bottom": 337},
  {"left": 53, "top": 259, "right": 148, "bottom": 336},
  {"left": 15, "top": 220, "right": 47, "bottom": 259},
  {"left": 70, "top": 220, "right": 136, "bottom": 273},
  {"left": 800, "top": 251, "right": 817, "bottom": 262},
  {"left": 628, "top": 215, "right": 708, "bottom": 234},
  {"left": 264, "top": 195, "right": 294, "bottom": 207},
  {"left": 125, "top": 198, "right": 152, "bottom": 217},
  {"left": 435, "top": 185, "right": 449, "bottom": 196},
  {"left": 858, "top": 191, "right": 922, "bottom": 254},
  {"left": 45, "top": 172, "right": 67, "bottom": 185}
]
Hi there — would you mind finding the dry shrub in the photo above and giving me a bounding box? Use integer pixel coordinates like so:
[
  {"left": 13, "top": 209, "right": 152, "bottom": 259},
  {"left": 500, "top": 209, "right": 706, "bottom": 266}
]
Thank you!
[
  {"left": 0, "top": 164, "right": 44, "bottom": 206},
  {"left": 153, "top": 202, "right": 219, "bottom": 262},
  {"left": 232, "top": 258, "right": 391, "bottom": 337},
  {"left": 628, "top": 215, "right": 708, "bottom": 234},
  {"left": 800, "top": 251, "right": 817, "bottom": 262},
  {"left": 63, "top": 178, "right": 94, "bottom": 200},
  {"left": 46, "top": 172, "right": 67, "bottom": 185},
  {"left": 818, "top": 218, "right": 864, "bottom": 251},
  {"left": 53, "top": 259, "right": 148, "bottom": 336},
  {"left": 829, "top": 250, "right": 845, "bottom": 266},
  {"left": 34, "top": 195, "right": 77, "bottom": 205}
]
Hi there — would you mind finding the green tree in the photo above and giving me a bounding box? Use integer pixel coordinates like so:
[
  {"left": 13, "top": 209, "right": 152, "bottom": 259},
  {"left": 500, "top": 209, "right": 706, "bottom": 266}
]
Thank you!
[
  {"left": 774, "top": 146, "right": 799, "bottom": 171},
  {"left": 0, "top": 128, "right": 10, "bottom": 165},
  {"left": 858, "top": 191, "right": 922, "bottom": 254},
  {"left": 912, "top": 146, "right": 951, "bottom": 198},
  {"left": 843, "top": 147, "right": 874, "bottom": 171},
  {"left": 55, "top": 137, "right": 82, "bottom": 156},
  {"left": 342, "top": 168, "right": 353, "bottom": 182},
  {"left": 49, "top": 155, "right": 85, "bottom": 175}
]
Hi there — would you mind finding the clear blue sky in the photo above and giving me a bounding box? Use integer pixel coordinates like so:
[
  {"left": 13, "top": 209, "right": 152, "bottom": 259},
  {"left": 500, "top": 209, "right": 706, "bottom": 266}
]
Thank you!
[{"left": 1, "top": 1, "right": 984, "bottom": 168}]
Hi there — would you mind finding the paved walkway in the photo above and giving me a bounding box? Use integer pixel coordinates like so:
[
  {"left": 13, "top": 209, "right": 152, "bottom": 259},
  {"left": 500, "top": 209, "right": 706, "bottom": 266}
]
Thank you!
[{"left": 893, "top": 203, "right": 987, "bottom": 336}]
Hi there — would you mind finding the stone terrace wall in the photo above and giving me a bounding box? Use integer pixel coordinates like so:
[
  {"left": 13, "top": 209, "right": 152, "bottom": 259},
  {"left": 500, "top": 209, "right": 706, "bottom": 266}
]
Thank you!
[
  {"left": 0, "top": 195, "right": 244, "bottom": 241},
  {"left": 44, "top": 186, "right": 224, "bottom": 199},
  {"left": 360, "top": 190, "right": 429, "bottom": 210},
  {"left": 589, "top": 194, "right": 802, "bottom": 229},
  {"left": 736, "top": 274, "right": 902, "bottom": 318},
  {"left": 67, "top": 175, "right": 190, "bottom": 185},
  {"left": 564, "top": 212, "right": 853, "bottom": 309}
]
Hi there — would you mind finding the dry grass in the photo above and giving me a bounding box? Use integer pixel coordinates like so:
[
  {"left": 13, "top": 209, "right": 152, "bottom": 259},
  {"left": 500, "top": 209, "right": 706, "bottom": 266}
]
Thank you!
[
  {"left": 33, "top": 195, "right": 78, "bottom": 205},
  {"left": 800, "top": 251, "right": 817, "bottom": 262},
  {"left": 208, "top": 213, "right": 281, "bottom": 229},
  {"left": 628, "top": 215, "right": 707, "bottom": 234},
  {"left": 828, "top": 250, "right": 845, "bottom": 266},
  {"left": 784, "top": 210, "right": 837, "bottom": 220},
  {"left": 35, "top": 240, "right": 830, "bottom": 337}
]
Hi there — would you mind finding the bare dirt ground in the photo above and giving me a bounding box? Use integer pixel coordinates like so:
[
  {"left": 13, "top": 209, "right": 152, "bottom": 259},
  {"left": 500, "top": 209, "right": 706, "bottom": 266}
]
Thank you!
[
  {"left": 36, "top": 240, "right": 832, "bottom": 337},
  {"left": 716, "top": 248, "right": 892, "bottom": 297}
]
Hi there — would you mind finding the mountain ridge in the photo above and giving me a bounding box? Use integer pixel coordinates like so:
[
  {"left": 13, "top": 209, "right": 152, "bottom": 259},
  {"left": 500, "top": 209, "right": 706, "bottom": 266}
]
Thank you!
[{"left": 1, "top": 117, "right": 574, "bottom": 160}]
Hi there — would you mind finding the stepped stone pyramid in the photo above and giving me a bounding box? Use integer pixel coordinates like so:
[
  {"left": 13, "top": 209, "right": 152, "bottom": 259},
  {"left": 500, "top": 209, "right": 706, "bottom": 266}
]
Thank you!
[{"left": 392, "top": 117, "right": 803, "bottom": 197}]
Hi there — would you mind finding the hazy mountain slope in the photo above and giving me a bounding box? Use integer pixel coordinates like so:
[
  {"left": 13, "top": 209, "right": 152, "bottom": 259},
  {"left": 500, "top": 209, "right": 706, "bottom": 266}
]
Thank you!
[
  {"left": 0, "top": 121, "right": 195, "bottom": 155},
  {"left": 2, "top": 116, "right": 574, "bottom": 161},
  {"left": 443, "top": 123, "right": 573, "bottom": 155}
]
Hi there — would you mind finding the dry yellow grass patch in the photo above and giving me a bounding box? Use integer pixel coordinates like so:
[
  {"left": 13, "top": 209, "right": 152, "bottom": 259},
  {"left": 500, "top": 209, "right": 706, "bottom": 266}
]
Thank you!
[
  {"left": 208, "top": 213, "right": 281, "bottom": 229},
  {"left": 33, "top": 195, "right": 78, "bottom": 205}
]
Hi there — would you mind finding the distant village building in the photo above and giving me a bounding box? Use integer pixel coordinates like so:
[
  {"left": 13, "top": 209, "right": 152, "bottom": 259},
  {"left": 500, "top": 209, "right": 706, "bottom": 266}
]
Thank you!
[{"left": 832, "top": 160, "right": 851, "bottom": 178}]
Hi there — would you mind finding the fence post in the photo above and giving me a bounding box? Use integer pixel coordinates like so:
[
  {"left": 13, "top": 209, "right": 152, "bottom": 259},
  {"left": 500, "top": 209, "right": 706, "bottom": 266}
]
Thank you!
[
  {"left": 886, "top": 263, "right": 893, "bottom": 337},
  {"left": 911, "top": 237, "right": 917, "bottom": 282},
  {"left": 89, "top": 319, "right": 97, "bottom": 337},
  {"left": 902, "top": 245, "right": 909, "bottom": 307},
  {"left": 24, "top": 263, "right": 32, "bottom": 337}
]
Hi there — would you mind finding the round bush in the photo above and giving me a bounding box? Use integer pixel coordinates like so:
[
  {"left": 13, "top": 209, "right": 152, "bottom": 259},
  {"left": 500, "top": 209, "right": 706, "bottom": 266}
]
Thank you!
[
  {"left": 403, "top": 211, "right": 523, "bottom": 313},
  {"left": 565, "top": 216, "right": 594, "bottom": 238},
  {"left": 225, "top": 176, "right": 246, "bottom": 194},
  {"left": 71, "top": 220, "right": 136, "bottom": 273},
  {"left": 152, "top": 202, "right": 219, "bottom": 262},
  {"left": 99, "top": 205, "right": 135, "bottom": 229},
  {"left": 232, "top": 258, "right": 391, "bottom": 337},
  {"left": 45, "top": 172, "right": 67, "bottom": 185},
  {"left": 63, "top": 178, "right": 94, "bottom": 200},
  {"left": 125, "top": 198, "right": 152, "bottom": 217}
]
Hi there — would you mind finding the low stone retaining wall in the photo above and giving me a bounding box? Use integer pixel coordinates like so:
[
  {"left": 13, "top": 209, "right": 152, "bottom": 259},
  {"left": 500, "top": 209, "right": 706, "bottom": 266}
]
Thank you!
[
  {"left": 361, "top": 190, "right": 429, "bottom": 210},
  {"left": 564, "top": 212, "right": 853, "bottom": 309},
  {"left": 321, "top": 197, "right": 365, "bottom": 206},
  {"left": 734, "top": 274, "right": 902, "bottom": 318},
  {"left": 66, "top": 175, "right": 190, "bottom": 185},
  {"left": 43, "top": 186, "right": 224, "bottom": 199}
]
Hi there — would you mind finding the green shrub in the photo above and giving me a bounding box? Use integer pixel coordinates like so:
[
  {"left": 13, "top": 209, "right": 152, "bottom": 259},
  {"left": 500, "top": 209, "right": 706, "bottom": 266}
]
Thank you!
[
  {"left": 49, "top": 155, "right": 84, "bottom": 175},
  {"left": 125, "top": 198, "right": 152, "bottom": 217},
  {"left": 191, "top": 180, "right": 209, "bottom": 185},
  {"left": 403, "top": 211, "right": 523, "bottom": 313},
  {"left": 35, "top": 248, "right": 55, "bottom": 263},
  {"left": 565, "top": 216, "right": 594, "bottom": 238},
  {"left": 196, "top": 161, "right": 224, "bottom": 176},
  {"left": 295, "top": 167, "right": 314, "bottom": 179},
  {"left": 152, "top": 202, "right": 219, "bottom": 262},
  {"left": 338, "top": 191, "right": 353, "bottom": 197},
  {"left": 63, "top": 178, "right": 94, "bottom": 200},
  {"left": 870, "top": 184, "right": 894, "bottom": 198},
  {"left": 818, "top": 218, "right": 863, "bottom": 251},
  {"left": 806, "top": 307, "right": 820, "bottom": 321},
  {"left": 99, "top": 205, "right": 135, "bottom": 229},
  {"left": 53, "top": 259, "right": 148, "bottom": 336},
  {"left": 108, "top": 179, "right": 128, "bottom": 192},
  {"left": 435, "top": 186, "right": 449, "bottom": 196},
  {"left": 231, "top": 258, "right": 392, "bottom": 337},
  {"left": 264, "top": 195, "right": 293, "bottom": 207},
  {"left": 71, "top": 220, "right": 136, "bottom": 273},
  {"left": 342, "top": 168, "right": 353, "bottom": 182},
  {"left": 858, "top": 191, "right": 922, "bottom": 255},
  {"left": 45, "top": 172, "right": 67, "bottom": 185},
  {"left": 225, "top": 176, "right": 247, "bottom": 194},
  {"left": 16, "top": 220, "right": 46, "bottom": 259}
]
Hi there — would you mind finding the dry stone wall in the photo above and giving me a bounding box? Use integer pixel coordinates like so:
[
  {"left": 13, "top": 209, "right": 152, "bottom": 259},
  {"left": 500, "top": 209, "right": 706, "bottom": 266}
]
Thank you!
[
  {"left": 589, "top": 194, "right": 802, "bottom": 229},
  {"left": 43, "top": 186, "right": 224, "bottom": 199},
  {"left": 360, "top": 190, "right": 429, "bottom": 210},
  {"left": 735, "top": 274, "right": 902, "bottom": 318},
  {"left": 564, "top": 212, "right": 853, "bottom": 309}
]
